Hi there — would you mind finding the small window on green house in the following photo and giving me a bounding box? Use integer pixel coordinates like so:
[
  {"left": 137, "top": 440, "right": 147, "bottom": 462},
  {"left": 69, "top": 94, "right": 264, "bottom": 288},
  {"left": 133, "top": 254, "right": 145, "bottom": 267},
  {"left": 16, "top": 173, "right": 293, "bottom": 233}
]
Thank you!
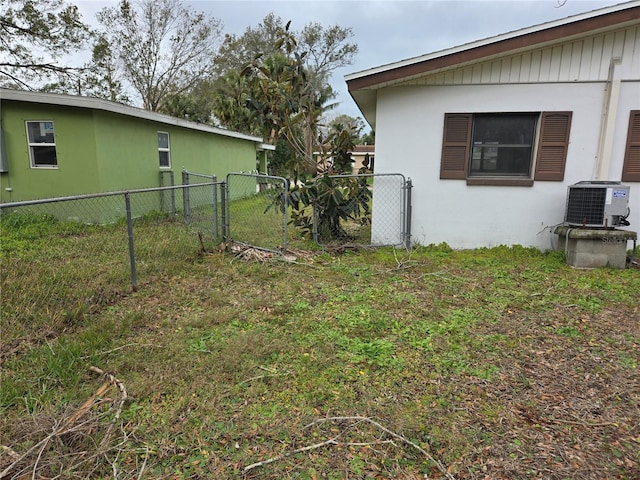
[
  {"left": 158, "top": 131, "right": 171, "bottom": 168},
  {"left": 26, "top": 121, "right": 57, "bottom": 168}
]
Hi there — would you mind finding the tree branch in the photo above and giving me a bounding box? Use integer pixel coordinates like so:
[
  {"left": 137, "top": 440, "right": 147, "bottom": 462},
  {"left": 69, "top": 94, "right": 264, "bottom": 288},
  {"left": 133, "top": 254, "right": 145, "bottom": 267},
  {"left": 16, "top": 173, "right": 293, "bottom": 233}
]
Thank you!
[{"left": 242, "top": 416, "right": 456, "bottom": 478}]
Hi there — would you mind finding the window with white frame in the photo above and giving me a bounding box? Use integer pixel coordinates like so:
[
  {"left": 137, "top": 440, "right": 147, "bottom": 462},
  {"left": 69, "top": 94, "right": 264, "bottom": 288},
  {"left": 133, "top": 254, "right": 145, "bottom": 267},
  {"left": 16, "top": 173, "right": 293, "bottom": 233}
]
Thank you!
[
  {"left": 26, "top": 121, "right": 57, "bottom": 168},
  {"left": 158, "top": 131, "right": 170, "bottom": 168}
]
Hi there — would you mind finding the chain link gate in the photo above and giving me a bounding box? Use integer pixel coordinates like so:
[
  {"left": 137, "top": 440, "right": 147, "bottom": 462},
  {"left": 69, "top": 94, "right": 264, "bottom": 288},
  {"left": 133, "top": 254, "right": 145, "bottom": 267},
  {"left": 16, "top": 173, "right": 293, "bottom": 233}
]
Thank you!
[
  {"left": 224, "top": 172, "right": 411, "bottom": 252},
  {"left": 312, "top": 173, "right": 411, "bottom": 249},
  {"left": 225, "top": 173, "right": 289, "bottom": 252}
]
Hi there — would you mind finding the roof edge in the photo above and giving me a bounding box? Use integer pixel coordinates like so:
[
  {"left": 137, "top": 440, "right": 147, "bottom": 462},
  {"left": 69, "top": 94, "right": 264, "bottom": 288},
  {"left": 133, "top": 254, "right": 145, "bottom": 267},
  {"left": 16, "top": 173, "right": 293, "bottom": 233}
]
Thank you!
[
  {"left": 0, "top": 88, "right": 266, "bottom": 144},
  {"left": 346, "top": 1, "right": 640, "bottom": 91}
]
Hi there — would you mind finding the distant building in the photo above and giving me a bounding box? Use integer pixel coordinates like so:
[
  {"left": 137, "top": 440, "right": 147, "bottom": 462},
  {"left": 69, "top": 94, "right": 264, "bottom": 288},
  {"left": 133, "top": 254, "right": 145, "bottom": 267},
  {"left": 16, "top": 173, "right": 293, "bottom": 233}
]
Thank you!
[
  {"left": 315, "top": 144, "right": 375, "bottom": 174},
  {"left": 0, "top": 88, "right": 273, "bottom": 203}
]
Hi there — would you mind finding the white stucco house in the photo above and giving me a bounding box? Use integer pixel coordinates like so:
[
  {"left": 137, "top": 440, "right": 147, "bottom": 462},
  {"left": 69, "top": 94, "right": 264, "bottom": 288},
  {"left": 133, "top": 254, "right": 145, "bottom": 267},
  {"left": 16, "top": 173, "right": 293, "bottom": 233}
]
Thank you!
[{"left": 346, "top": 1, "right": 640, "bottom": 250}]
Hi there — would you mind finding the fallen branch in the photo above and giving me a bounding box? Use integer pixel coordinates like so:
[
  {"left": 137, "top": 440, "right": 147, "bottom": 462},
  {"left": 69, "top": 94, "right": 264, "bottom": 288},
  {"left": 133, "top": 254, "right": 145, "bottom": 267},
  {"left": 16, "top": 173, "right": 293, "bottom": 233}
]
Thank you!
[
  {"left": 90, "top": 366, "right": 128, "bottom": 450},
  {"left": 418, "top": 270, "right": 471, "bottom": 284},
  {"left": 243, "top": 437, "right": 396, "bottom": 474},
  {"left": 0, "top": 367, "right": 127, "bottom": 480},
  {"left": 242, "top": 415, "right": 456, "bottom": 479},
  {"left": 81, "top": 343, "right": 161, "bottom": 359},
  {"left": 0, "top": 446, "right": 20, "bottom": 462},
  {"left": 229, "top": 244, "right": 274, "bottom": 263},
  {"left": 198, "top": 231, "right": 213, "bottom": 254},
  {"left": 243, "top": 436, "right": 342, "bottom": 473},
  {"left": 548, "top": 414, "right": 619, "bottom": 428},
  {"left": 136, "top": 446, "right": 150, "bottom": 480},
  {"left": 303, "top": 416, "right": 456, "bottom": 480},
  {"left": 238, "top": 366, "right": 293, "bottom": 386},
  {"left": 390, "top": 246, "right": 418, "bottom": 271},
  {"left": 238, "top": 371, "right": 292, "bottom": 386}
]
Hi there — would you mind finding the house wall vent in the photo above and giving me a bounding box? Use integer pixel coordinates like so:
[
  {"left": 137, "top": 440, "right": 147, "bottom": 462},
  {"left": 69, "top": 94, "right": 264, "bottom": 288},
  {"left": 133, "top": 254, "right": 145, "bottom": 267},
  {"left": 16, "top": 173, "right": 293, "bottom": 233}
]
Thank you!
[{"left": 564, "top": 181, "right": 630, "bottom": 228}]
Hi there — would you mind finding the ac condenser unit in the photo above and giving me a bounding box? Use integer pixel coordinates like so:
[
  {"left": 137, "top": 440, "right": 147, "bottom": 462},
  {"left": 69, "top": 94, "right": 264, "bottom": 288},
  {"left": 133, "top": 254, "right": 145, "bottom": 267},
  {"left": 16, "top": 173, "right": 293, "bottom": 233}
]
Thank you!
[{"left": 564, "top": 181, "right": 630, "bottom": 228}]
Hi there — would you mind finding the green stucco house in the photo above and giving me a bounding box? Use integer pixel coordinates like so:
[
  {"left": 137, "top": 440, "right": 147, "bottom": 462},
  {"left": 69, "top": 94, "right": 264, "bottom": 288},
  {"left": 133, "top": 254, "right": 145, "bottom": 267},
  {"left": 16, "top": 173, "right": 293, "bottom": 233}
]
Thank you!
[{"left": 0, "top": 88, "right": 272, "bottom": 203}]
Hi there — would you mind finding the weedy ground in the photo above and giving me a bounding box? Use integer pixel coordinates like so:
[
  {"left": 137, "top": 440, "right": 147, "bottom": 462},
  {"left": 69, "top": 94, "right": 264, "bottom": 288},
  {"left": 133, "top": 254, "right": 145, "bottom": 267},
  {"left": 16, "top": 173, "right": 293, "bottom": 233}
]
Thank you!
[{"left": 1, "top": 216, "right": 639, "bottom": 479}]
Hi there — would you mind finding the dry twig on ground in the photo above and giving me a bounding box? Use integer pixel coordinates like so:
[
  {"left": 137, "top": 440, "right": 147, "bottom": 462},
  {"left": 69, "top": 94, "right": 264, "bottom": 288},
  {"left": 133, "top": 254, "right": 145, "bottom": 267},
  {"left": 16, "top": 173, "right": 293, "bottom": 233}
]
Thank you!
[
  {"left": 0, "top": 367, "right": 129, "bottom": 480},
  {"left": 242, "top": 415, "right": 456, "bottom": 479}
]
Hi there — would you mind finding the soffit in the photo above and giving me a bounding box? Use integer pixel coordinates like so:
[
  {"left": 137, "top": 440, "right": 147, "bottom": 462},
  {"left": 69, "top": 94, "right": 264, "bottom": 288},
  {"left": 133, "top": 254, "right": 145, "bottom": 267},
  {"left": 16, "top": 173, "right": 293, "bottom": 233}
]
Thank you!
[{"left": 346, "top": 2, "right": 640, "bottom": 92}]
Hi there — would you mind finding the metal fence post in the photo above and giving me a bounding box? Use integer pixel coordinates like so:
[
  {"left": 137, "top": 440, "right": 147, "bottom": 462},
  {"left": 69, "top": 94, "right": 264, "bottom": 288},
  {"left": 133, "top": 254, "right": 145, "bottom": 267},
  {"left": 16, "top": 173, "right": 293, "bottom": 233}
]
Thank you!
[
  {"left": 212, "top": 175, "right": 219, "bottom": 240},
  {"left": 404, "top": 178, "right": 413, "bottom": 250},
  {"left": 170, "top": 170, "right": 176, "bottom": 217},
  {"left": 182, "top": 169, "right": 191, "bottom": 225},
  {"left": 282, "top": 178, "right": 289, "bottom": 251},
  {"left": 124, "top": 192, "right": 138, "bottom": 292},
  {"left": 220, "top": 181, "right": 228, "bottom": 241},
  {"left": 312, "top": 199, "right": 319, "bottom": 244}
]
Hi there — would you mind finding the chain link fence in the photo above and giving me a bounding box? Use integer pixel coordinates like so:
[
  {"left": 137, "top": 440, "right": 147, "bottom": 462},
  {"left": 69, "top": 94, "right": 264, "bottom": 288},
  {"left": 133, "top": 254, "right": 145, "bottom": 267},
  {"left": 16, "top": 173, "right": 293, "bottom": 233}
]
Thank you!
[
  {"left": 2, "top": 171, "right": 411, "bottom": 343},
  {"left": 223, "top": 172, "right": 412, "bottom": 251},
  {"left": 311, "top": 173, "right": 411, "bottom": 248},
  {"left": 225, "top": 173, "right": 290, "bottom": 252},
  {"left": 1, "top": 182, "right": 220, "bottom": 343}
]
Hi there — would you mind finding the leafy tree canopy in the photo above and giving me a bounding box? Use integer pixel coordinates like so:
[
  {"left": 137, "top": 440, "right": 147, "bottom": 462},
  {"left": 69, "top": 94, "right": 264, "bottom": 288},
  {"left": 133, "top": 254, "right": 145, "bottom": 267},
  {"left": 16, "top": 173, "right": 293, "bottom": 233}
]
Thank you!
[
  {"left": 0, "top": 0, "right": 90, "bottom": 89},
  {"left": 213, "top": 12, "right": 357, "bottom": 103},
  {"left": 212, "top": 16, "right": 357, "bottom": 171},
  {"left": 96, "top": 0, "right": 223, "bottom": 112},
  {"left": 360, "top": 128, "right": 375, "bottom": 145},
  {"left": 213, "top": 13, "right": 284, "bottom": 77},
  {"left": 326, "top": 114, "right": 365, "bottom": 139}
]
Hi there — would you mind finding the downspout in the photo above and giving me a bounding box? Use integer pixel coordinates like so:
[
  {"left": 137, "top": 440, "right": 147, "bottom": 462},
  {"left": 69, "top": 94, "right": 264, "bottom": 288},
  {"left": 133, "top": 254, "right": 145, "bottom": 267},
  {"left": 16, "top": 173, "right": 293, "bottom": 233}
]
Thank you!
[{"left": 594, "top": 57, "right": 622, "bottom": 181}]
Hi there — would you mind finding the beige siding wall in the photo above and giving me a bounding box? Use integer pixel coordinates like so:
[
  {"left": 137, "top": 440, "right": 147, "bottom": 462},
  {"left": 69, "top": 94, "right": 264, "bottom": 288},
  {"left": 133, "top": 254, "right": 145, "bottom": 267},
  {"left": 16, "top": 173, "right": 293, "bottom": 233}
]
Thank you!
[{"left": 405, "top": 26, "right": 639, "bottom": 86}]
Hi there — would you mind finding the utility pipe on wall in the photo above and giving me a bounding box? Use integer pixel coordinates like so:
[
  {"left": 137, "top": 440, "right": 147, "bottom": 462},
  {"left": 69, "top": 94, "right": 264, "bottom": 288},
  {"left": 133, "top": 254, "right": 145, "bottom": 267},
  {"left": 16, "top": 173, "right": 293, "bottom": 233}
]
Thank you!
[{"left": 594, "top": 57, "right": 622, "bottom": 181}]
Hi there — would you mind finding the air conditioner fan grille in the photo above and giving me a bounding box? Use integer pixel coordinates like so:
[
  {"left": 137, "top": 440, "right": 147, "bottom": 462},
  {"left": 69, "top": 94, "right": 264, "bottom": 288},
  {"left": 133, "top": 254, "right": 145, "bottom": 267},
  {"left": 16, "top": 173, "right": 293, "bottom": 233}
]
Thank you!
[{"left": 565, "top": 188, "right": 606, "bottom": 225}]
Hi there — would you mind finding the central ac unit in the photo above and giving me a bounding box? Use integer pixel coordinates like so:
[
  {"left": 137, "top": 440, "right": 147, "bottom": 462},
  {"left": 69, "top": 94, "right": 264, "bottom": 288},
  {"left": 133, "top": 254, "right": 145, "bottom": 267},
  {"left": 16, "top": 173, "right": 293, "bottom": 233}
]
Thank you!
[{"left": 564, "top": 181, "right": 630, "bottom": 228}]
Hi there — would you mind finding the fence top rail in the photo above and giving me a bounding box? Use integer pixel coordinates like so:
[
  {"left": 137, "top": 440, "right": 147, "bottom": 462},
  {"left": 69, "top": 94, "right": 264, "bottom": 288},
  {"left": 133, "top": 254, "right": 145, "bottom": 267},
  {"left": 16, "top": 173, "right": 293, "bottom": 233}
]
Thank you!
[
  {"left": 227, "top": 172, "right": 289, "bottom": 184},
  {"left": 183, "top": 170, "right": 217, "bottom": 180},
  {"left": 0, "top": 182, "right": 221, "bottom": 210},
  {"left": 326, "top": 173, "right": 406, "bottom": 182}
]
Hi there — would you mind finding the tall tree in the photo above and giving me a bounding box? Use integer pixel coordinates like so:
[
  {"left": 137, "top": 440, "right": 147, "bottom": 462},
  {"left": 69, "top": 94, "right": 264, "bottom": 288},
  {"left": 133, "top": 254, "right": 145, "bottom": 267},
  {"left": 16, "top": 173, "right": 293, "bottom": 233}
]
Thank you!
[
  {"left": 213, "top": 13, "right": 284, "bottom": 77},
  {"left": 96, "top": 0, "right": 223, "bottom": 112},
  {"left": 157, "top": 83, "right": 215, "bottom": 124},
  {"left": 212, "top": 16, "right": 357, "bottom": 172},
  {"left": 360, "top": 128, "right": 375, "bottom": 145},
  {"left": 240, "top": 24, "right": 323, "bottom": 180},
  {"left": 44, "top": 33, "right": 131, "bottom": 102},
  {"left": 326, "top": 114, "right": 365, "bottom": 139},
  {"left": 240, "top": 24, "right": 369, "bottom": 241},
  {"left": 298, "top": 22, "right": 358, "bottom": 91},
  {"left": 80, "top": 34, "right": 130, "bottom": 103},
  {"left": 214, "top": 13, "right": 357, "bottom": 85},
  {"left": 0, "top": 0, "right": 90, "bottom": 89},
  {"left": 210, "top": 69, "right": 267, "bottom": 136}
]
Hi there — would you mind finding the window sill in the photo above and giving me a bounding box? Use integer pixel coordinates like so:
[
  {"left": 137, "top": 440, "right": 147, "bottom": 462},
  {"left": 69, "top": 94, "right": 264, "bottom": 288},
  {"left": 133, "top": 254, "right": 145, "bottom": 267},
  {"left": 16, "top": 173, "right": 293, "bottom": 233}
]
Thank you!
[{"left": 466, "top": 177, "right": 533, "bottom": 187}]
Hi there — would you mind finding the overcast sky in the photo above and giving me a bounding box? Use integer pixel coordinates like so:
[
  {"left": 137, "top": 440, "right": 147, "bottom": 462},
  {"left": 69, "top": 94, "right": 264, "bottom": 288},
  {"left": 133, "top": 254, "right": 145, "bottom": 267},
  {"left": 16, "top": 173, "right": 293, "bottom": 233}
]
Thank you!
[{"left": 75, "top": 0, "right": 625, "bottom": 128}]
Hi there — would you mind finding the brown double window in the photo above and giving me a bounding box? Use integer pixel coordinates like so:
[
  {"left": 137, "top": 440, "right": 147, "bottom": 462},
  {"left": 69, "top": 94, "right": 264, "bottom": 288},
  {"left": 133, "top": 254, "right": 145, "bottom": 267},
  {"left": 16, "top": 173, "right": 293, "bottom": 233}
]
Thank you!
[{"left": 440, "top": 112, "right": 572, "bottom": 185}]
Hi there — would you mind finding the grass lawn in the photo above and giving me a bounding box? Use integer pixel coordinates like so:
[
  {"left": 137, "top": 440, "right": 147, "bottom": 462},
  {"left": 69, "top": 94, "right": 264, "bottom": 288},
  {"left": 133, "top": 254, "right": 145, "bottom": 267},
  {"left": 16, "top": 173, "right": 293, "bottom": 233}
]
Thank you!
[{"left": 1, "top": 220, "right": 639, "bottom": 479}]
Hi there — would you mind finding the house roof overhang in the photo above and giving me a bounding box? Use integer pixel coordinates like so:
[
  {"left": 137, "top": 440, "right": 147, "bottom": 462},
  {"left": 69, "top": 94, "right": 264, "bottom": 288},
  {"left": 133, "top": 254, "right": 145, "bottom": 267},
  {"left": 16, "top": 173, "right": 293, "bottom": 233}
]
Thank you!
[
  {"left": 0, "top": 88, "right": 268, "bottom": 145},
  {"left": 257, "top": 143, "right": 276, "bottom": 151},
  {"left": 345, "top": 1, "right": 640, "bottom": 128}
]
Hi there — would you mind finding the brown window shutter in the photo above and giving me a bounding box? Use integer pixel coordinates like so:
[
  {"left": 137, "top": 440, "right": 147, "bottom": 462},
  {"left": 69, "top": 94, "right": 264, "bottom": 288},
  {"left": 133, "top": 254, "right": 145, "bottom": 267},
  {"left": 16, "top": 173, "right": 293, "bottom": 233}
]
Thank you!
[
  {"left": 440, "top": 113, "right": 471, "bottom": 179},
  {"left": 534, "top": 111, "right": 572, "bottom": 181},
  {"left": 622, "top": 110, "right": 640, "bottom": 182}
]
